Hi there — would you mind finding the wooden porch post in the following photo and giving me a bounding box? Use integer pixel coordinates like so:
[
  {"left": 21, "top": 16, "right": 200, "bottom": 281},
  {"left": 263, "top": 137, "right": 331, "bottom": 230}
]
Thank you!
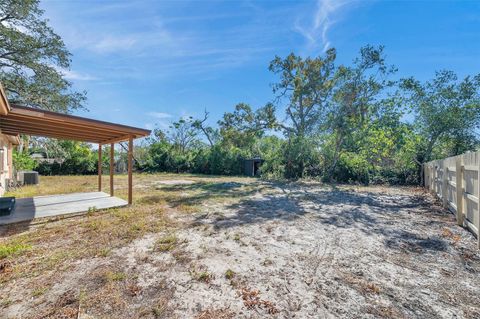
[
  {"left": 98, "top": 144, "right": 102, "bottom": 192},
  {"left": 128, "top": 136, "right": 133, "bottom": 205},
  {"left": 110, "top": 143, "right": 114, "bottom": 196}
]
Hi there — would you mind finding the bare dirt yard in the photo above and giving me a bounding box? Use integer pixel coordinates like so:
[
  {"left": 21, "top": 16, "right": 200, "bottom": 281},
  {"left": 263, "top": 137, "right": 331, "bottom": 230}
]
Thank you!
[{"left": 1, "top": 174, "right": 479, "bottom": 318}]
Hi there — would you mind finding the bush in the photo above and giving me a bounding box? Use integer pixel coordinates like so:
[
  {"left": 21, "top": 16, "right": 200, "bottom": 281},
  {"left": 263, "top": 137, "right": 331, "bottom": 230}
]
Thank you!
[
  {"left": 12, "top": 150, "right": 36, "bottom": 171},
  {"left": 332, "top": 152, "right": 371, "bottom": 184}
]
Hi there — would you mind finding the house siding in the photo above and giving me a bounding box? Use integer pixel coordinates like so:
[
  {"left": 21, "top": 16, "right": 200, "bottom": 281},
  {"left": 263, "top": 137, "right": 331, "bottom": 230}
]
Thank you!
[{"left": 0, "top": 133, "right": 14, "bottom": 196}]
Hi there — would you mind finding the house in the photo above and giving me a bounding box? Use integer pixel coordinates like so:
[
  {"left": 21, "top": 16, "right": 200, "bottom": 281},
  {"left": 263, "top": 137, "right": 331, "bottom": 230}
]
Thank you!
[{"left": 0, "top": 85, "right": 19, "bottom": 196}]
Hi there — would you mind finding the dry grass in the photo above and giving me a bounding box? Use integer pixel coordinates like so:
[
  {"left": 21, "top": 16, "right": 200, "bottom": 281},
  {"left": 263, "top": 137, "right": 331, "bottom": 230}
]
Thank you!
[
  {"left": 2, "top": 174, "right": 474, "bottom": 318},
  {"left": 0, "top": 173, "right": 262, "bottom": 318}
]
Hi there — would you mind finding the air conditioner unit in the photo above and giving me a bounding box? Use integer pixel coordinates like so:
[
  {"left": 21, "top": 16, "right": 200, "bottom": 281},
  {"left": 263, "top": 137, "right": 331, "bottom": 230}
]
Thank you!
[{"left": 17, "top": 171, "right": 39, "bottom": 185}]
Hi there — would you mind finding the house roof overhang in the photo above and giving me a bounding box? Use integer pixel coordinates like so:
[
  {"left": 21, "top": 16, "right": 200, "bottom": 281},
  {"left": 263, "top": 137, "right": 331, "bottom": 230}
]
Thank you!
[{"left": 0, "top": 86, "right": 151, "bottom": 144}]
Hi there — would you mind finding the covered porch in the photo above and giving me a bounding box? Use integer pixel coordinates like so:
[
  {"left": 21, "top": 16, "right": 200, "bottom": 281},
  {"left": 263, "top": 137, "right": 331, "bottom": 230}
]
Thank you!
[{"left": 0, "top": 86, "right": 150, "bottom": 224}]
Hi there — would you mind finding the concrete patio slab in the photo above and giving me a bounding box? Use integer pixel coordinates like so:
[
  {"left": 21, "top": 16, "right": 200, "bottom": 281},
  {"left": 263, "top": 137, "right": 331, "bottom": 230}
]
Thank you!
[{"left": 0, "top": 191, "right": 127, "bottom": 225}]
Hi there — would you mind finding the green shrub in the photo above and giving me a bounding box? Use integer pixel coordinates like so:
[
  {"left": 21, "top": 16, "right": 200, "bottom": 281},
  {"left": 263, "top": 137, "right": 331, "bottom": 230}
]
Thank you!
[{"left": 333, "top": 152, "right": 371, "bottom": 184}]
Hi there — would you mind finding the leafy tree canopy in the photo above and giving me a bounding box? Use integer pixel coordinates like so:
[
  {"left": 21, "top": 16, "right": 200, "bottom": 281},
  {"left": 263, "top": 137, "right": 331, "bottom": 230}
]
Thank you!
[
  {"left": 0, "top": 0, "right": 85, "bottom": 112},
  {"left": 401, "top": 70, "right": 480, "bottom": 162}
]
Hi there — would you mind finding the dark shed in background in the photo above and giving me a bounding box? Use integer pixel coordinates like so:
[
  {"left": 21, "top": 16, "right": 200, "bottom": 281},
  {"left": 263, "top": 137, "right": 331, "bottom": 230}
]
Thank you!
[{"left": 244, "top": 158, "right": 263, "bottom": 177}]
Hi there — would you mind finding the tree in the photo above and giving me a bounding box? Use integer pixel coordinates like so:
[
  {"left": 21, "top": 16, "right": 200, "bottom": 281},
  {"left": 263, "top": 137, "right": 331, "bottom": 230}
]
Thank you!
[
  {"left": 218, "top": 102, "right": 276, "bottom": 150},
  {"left": 401, "top": 70, "right": 480, "bottom": 163},
  {"left": 325, "top": 45, "right": 397, "bottom": 178},
  {"left": 269, "top": 49, "right": 337, "bottom": 138},
  {"left": 0, "top": 0, "right": 86, "bottom": 112},
  {"left": 192, "top": 109, "right": 218, "bottom": 147},
  {"left": 168, "top": 117, "right": 199, "bottom": 154},
  {"left": 269, "top": 50, "right": 337, "bottom": 178}
]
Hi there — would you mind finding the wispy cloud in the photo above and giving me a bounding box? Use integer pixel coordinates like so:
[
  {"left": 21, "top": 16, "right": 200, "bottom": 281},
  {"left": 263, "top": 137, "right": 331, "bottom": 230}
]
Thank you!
[
  {"left": 92, "top": 36, "right": 138, "bottom": 54},
  {"left": 61, "top": 69, "right": 97, "bottom": 81},
  {"left": 147, "top": 111, "right": 173, "bottom": 119},
  {"left": 295, "top": 0, "right": 352, "bottom": 53},
  {"left": 43, "top": 0, "right": 299, "bottom": 81}
]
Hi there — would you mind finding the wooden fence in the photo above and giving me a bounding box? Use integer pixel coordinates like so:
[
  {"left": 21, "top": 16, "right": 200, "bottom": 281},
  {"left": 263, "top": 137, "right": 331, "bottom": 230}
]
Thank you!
[{"left": 424, "top": 151, "right": 480, "bottom": 248}]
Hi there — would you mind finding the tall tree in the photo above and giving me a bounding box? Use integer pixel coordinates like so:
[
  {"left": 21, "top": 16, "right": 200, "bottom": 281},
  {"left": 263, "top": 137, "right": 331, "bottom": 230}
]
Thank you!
[
  {"left": 168, "top": 117, "right": 199, "bottom": 154},
  {"left": 401, "top": 70, "right": 480, "bottom": 163},
  {"left": 269, "top": 49, "right": 337, "bottom": 138},
  {"left": 326, "top": 45, "right": 397, "bottom": 177},
  {"left": 0, "top": 0, "right": 85, "bottom": 112}
]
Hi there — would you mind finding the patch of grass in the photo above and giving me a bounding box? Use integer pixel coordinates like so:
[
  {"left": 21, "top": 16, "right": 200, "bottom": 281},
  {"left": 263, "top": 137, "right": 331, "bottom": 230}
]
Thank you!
[
  {"left": 0, "top": 298, "right": 13, "bottom": 308},
  {"left": 151, "top": 299, "right": 169, "bottom": 318},
  {"left": 233, "top": 233, "right": 241, "bottom": 242},
  {"left": 32, "top": 287, "right": 48, "bottom": 297},
  {"left": 105, "top": 271, "right": 127, "bottom": 282},
  {"left": 190, "top": 266, "right": 214, "bottom": 283},
  {"left": 172, "top": 249, "right": 192, "bottom": 264},
  {"left": 0, "top": 241, "right": 31, "bottom": 259},
  {"left": 155, "top": 234, "right": 179, "bottom": 252},
  {"left": 177, "top": 203, "right": 200, "bottom": 214},
  {"left": 196, "top": 271, "right": 214, "bottom": 283},
  {"left": 225, "top": 269, "right": 235, "bottom": 280}
]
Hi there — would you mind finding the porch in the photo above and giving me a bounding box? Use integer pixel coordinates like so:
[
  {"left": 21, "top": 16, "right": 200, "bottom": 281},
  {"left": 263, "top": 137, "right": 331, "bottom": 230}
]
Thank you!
[
  {"left": 0, "top": 83, "right": 150, "bottom": 224},
  {"left": 0, "top": 191, "right": 127, "bottom": 225}
]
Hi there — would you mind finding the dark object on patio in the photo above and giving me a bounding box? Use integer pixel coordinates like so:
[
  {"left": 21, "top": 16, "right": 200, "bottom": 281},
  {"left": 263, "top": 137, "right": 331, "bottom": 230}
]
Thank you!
[
  {"left": 0, "top": 197, "right": 15, "bottom": 216},
  {"left": 17, "top": 171, "right": 39, "bottom": 185},
  {"left": 244, "top": 158, "right": 263, "bottom": 177}
]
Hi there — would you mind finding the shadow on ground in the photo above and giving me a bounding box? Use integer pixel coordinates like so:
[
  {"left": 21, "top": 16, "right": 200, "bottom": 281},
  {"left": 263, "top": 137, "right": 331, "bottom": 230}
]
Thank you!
[{"left": 191, "top": 183, "right": 452, "bottom": 253}]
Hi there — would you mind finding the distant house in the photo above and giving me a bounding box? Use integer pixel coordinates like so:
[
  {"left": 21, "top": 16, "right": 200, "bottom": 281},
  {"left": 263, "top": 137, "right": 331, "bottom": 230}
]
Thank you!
[{"left": 30, "top": 152, "right": 64, "bottom": 164}]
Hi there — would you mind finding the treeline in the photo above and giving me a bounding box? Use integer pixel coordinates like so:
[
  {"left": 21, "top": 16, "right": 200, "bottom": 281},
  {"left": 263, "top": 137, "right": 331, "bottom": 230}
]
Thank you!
[
  {"left": 18, "top": 46, "right": 480, "bottom": 185},
  {"left": 135, "top": 45, "right": 480, "bottom": 184}
]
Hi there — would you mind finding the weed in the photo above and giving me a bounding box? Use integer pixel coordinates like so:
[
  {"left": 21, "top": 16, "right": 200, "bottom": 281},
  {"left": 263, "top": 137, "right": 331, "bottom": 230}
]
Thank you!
[
  {"left": 32, "top": 287, "right": 48, "bottom": 297},
  {"left": 155, "top": 234, "right": 179, "bottom": 252},
  {"left": 190, "top": 266, "right": 214, "bottom": 283},
  {"left": 172, "top": 249, "right": 191, "bottom": 264},
  {"left": 105, "top": 271, "right": 127, "bottom": 282},
  {"left": 239, "top": 288, "right": 278, "bottom": 314},
  {"left": 0, "top": 242, "right": 31, "bottom": 259},
  {"left": 0, "top": 298, "right": 12, "bottom": 307},
  {"left": 364, "top": 282, "right": 381, "bottom": 294},
  {"left": 151, "top": 298, "right": 169, "bottom": 318},
  {"left": 97, "top": 247, "right": 111, "bottom": 257},
  {"left": 225, "top": 269, "right": 235, "bottom": 280}
]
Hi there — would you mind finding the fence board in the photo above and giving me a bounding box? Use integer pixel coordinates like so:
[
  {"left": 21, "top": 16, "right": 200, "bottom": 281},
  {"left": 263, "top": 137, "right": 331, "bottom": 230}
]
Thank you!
[{"left": 424, "top": 151, "right": 479, "bottom": 247}]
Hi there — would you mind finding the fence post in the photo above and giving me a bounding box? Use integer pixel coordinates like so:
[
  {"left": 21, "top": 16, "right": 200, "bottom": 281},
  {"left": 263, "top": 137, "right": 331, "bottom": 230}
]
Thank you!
[
  {"left": 442, "top": 165, "right": 448, "bottom": 207},
  {"left": 456, "top": 156, "right": 464, "bottom": 226},
  {"left": 428, "top": 164, "right": 435, "bottom": 192},
  {"left": 423, "top": 163, "right": 430, "bottom": 189}
]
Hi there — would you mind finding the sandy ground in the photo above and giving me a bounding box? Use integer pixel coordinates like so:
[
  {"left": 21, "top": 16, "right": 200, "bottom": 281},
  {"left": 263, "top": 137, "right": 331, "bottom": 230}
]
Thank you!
[{"left": 2, "top": 179, "right": 480, "bottom": 318}]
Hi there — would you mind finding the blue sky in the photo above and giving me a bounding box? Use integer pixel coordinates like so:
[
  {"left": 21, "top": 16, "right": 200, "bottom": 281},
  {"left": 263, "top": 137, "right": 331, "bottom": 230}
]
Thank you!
[{"left": 41, "top": 0, "right": 480, "bottom": 131}]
